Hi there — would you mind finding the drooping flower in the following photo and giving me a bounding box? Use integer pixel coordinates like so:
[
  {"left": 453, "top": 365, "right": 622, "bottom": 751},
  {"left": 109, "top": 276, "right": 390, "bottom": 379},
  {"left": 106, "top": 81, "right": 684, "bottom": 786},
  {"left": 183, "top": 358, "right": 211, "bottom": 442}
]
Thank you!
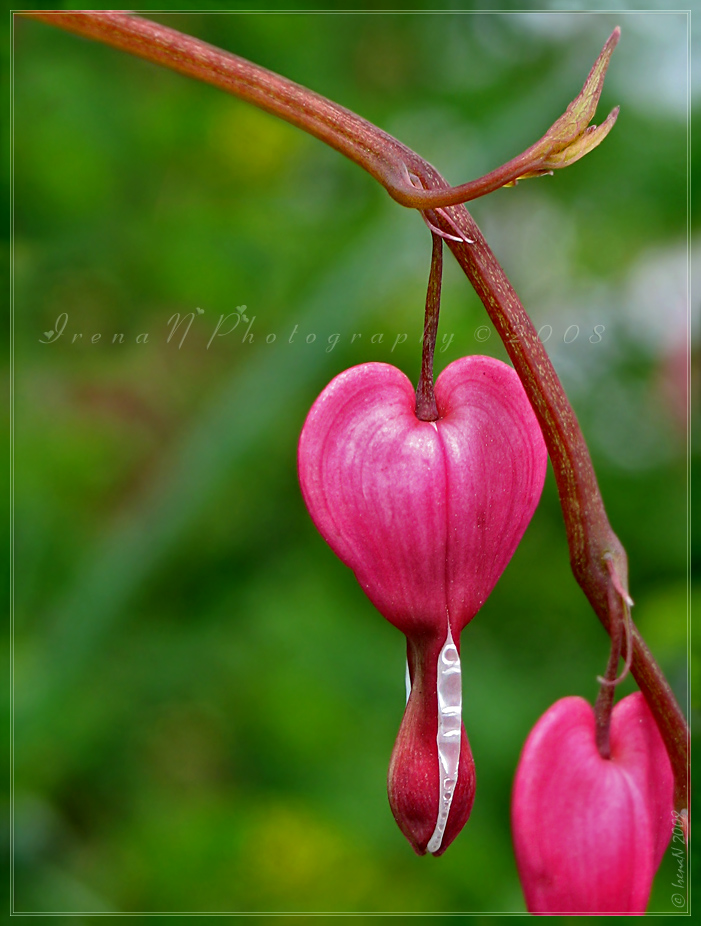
[
  {"left": 299, "top": 356, "right": 547, "bottom": 854},
  {"left": 512, "top": 692, "right": 675, "bottom": 914}
]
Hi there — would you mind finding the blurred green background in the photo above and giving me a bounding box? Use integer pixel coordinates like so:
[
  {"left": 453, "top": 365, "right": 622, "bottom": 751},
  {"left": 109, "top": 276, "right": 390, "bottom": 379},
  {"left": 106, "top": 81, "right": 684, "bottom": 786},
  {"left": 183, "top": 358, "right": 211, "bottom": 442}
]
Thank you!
[{"left": 10, "top": 4, "right": 695, "bottom": 916}]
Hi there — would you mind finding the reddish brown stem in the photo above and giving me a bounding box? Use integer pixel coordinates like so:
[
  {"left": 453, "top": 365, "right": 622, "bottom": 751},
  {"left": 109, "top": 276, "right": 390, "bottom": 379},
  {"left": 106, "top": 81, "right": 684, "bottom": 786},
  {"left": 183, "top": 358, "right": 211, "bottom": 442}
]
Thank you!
[
  {"left": 20, "top": 11, "right": 618, "bottom": 209},
  {"left": 424, "top": 198, "right": 688, "bottom": 809},
  {"left": 415, "top": 234, "right": 443, "bottom": 422},
  {"left": 21, "top": 10, "right": 688, "bottom": 811},
  {"left": 593, "top": 583, "right": 625, "bottom": 759}
]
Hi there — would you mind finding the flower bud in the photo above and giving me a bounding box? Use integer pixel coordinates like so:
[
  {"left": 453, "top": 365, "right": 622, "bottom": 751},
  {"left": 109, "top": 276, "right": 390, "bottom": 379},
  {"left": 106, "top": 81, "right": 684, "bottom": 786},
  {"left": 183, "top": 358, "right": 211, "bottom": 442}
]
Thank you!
[
  {"left": 299, "top": 356, "right": 547, "bottom": 853},
  {"left": 512, "top": 692, "right": 675, "bottom": 914},
  {"left": 387, "top": 629, "right": 476, "bottom": 856}
]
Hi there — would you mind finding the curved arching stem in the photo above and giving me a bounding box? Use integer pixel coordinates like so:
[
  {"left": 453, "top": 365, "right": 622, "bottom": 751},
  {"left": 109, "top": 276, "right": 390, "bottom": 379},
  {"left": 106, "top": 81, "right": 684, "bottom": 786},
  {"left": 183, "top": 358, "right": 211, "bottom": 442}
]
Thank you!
[
  {"left": 22, "top": 11, "right": 619, "bottom": 208},
  {"left": 20, "top": 10, "right": 688, "bottom": 811}
]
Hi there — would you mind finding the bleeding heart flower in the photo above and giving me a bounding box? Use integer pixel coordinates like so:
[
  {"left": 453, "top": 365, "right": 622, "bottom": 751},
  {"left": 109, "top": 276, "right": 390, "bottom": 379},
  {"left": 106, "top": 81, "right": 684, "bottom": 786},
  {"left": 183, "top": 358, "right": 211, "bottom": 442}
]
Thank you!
[
  {"left": 512, "top": 692, "right": 675, "bottom": 914},
  {"left": 299, "top": 356, "right": 547, "bottom": 854}
]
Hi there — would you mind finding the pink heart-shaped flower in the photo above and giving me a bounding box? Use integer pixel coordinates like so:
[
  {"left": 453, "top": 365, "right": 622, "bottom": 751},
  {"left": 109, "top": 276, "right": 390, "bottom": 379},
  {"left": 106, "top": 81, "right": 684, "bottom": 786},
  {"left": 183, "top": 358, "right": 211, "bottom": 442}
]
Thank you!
[
  {"left": 512, "top": 692, "right": 675, "bottom": 914},
  {"left": 299, "top": 355, "right": 547, "bottom": 854},
  {"left": 299, "top": 356, "right": 547, "bottom": 640}
]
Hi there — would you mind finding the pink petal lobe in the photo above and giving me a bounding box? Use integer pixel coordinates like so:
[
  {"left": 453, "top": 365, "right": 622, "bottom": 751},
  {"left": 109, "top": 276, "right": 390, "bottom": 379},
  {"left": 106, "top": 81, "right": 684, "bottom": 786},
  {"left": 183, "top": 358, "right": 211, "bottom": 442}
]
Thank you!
[
  {"left": 299, "top": 363, "right": 449, "bottom": 637},
  {"left": 610, "top": 692, "right": 675, "bottom": 870},
  {"left": 434, "top": 356, "right": 547, "bottom": 633}
]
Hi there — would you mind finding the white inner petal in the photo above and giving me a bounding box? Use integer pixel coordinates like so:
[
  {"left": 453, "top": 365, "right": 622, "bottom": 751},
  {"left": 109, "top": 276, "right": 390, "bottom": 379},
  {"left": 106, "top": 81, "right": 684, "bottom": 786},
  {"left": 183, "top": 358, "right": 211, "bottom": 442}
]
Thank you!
[{"left": 426, "top": 622, "right": 462, "bottom": 855}]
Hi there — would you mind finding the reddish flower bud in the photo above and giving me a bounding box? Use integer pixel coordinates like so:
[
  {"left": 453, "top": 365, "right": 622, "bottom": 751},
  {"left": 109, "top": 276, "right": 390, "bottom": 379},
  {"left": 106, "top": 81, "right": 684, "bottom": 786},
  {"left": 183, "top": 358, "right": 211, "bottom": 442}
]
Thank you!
[
  {"left": 512, "top": 692, "right": 675, "bottom": 914},
  {"left": 387, "top": 627, "right": 476, "bottom": 856},
  {"left": 299, "top": 356, "right": 546, "bottom": 854}
]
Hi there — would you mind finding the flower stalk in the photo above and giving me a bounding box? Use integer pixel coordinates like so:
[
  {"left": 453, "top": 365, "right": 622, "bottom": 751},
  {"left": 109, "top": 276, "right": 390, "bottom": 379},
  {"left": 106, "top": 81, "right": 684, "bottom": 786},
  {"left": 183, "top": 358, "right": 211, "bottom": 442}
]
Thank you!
[
  {"left": 594, "top": 611, "right": 624, "bottom": 761},
  {"left": 22, "top": 10, "right": 688, "bottom": 810},
  {"left": 415, "top": 234, "right": 443, "bottom": 422}
]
